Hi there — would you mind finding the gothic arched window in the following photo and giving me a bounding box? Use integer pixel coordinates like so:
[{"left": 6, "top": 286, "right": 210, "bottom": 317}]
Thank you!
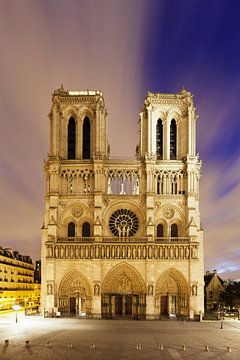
[
  {"left": 68, "top": 222, "right": 75, "bottom": 237},
  {"left": 170, "top": 119, "right": 177, "bottom": 159},
  {"left": 82, "top": 222, "right": 91, "bottom": 237},
  {"left": 156, "top": 119, "right": 163, "bottom": 160},
  {"left": 68, "top": 117, "right": 76, "bottom": 159},
  {"left": 157, "top": 224, "right": 164, "bottom": 238},
  {"left": 171, "top": 223, "right": 178, "bottom": 237},
  {"left": 82, "top": 117, "right": 91, "bottom": 159}
]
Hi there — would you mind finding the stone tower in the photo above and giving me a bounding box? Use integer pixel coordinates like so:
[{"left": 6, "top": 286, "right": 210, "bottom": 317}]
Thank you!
[{"left": 41, "top": 86, "right": 204, "bottom": 319}]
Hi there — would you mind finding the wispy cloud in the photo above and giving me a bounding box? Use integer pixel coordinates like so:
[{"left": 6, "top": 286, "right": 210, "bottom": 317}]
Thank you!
[
  {"left": 201, "top": 155, "right": 240, "bottom": 279},
  {"left": 0, "top": 0, "right": 147, "bottom": 260}
]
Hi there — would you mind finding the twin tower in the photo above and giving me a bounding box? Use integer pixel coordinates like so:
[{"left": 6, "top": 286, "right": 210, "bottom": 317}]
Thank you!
[{"left": 41, "top": 85, "right": 204, "bottom": 319}]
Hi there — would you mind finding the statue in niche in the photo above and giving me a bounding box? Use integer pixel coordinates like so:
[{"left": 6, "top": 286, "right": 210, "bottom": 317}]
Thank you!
[
  {"left": 94, "top": 284, "right": 100, "bottom": 296},
  {"left": 148, "top": 284, "right": 153, "bottom": 296},
  {"left": 192, "top": 284, "right": 197, "bottom": 296}
]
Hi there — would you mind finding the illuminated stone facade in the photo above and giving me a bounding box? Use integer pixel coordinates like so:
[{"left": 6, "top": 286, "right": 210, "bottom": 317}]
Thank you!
[
  {"left": 0, "top": 247, "right": 35, "bottom": 310},
  {"left": 41, "top": 86, "right": 204, "bottom": 319}
]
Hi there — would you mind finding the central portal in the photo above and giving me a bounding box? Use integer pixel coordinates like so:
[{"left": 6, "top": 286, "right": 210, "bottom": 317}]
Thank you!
[
  {"left": 101, "top": 263, "right": 146, "bottom": 319},
  {"left": 101, "top": 293, "right": 144, "bottom": 318},
  {"left": 114, "top": 294, "right": 132, "bottom": 317}
]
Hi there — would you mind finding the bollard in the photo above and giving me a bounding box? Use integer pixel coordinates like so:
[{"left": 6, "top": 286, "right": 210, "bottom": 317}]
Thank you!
[
  {"left": 158, "top": 344, "right": 164, "bottom": 351},
  {"left": 25, "top": 340, "right": 30, "bottom": 347},
  {"left": 90, "top": 343, "right": 96, "bottom": 349},
  {"left": 5, "top": 340, "right": 9, "bottom": 345},
  {"left": 182, "top": 344, "right": 186, "bottom": 351},
  {"left": 136, "top": 344, "right": 142, "bottom": 350},
  {"left": 46, "top": 341, "right": 51, "bottom": 348},
  {"left": 68, "top": 341, "right": 73, "bottom": 348},
  {"left": 227, "top": 346, "right": 231, "bottom": 352},
  {"left": 221, "top": 320, "right": 223, "bottom": 329},
  {"left": 205, "top": 345, "right": 209, "bottom": 352}
]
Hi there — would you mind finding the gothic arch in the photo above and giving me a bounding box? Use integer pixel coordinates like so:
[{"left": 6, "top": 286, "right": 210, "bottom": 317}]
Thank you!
[
  {"left": 166, "top": 109, "right": 182, "bottom": 124},
  {"left": 102, "top": 263, "right": 146, "bottom": 294},
  {"left": 154, "top": 111, "right": 166, "bottom": 123},
  {"left": 103, "top": 199, "right": 145, "bottom": 235},
  {"left": 59, "top": 203, "right": 93, "bottom": 226},
  {"left": 157, "top": 203, "right": 185, "bottom": 223},
  {"left": 155, "top": 268, "right": 188, "bottom": 296},
  {"left": 63, "top": 107, "right": 78, "bottom": 120},
  {"left": 79, "top": 107, "right": 94, "bottom": 121},
  {"left": 58, "top": 269, "right": 92, "bottom": 298}
]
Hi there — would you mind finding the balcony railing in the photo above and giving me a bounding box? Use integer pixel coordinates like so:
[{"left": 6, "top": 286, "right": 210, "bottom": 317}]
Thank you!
[{"left": 55, "top": 236, "right": 196, "bottom": 244}]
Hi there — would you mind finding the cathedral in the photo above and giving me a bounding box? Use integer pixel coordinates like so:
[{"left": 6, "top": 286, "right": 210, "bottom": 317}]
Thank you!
[{"left": 41, "top": 86, "right": 204, "bottom": 319}]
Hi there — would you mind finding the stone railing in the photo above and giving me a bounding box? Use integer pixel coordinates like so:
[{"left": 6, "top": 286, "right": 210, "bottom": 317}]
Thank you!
[
  {"left": 56, "top": 236, "right": 195, "bottom": 243},
  {"left": 46, "top": 236, "right": 199, "bottom": 261}
]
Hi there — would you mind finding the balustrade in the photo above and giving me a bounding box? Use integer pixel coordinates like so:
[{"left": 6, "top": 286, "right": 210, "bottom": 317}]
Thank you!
[
  {"left": 106, "top": 169, "right": 140, "bottom": 195},
  {"left": 155, "top": 170, "right": 185, "bottom": 195},
  {"left": 46, "top": 236, "right": 198, "bottom": 261}
]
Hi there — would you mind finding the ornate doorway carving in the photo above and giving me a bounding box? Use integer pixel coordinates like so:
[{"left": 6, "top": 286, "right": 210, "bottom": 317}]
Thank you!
[
  {"left": 58, "top": 270, "right": 92, "bottom": 316},
  {"left": 155, "top": 268, "right": 189, "bottom": 318},
  {"left": 101, "top": 263, "right": 146, "bottom": 319}
]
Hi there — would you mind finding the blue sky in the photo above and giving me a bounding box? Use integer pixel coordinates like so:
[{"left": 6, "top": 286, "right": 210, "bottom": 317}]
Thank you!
[{"left": 0, "top": 0, "right": 239, "bottom": 279}]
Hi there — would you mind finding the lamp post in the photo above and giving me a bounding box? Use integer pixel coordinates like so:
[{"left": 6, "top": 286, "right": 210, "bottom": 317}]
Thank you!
[{"left": 12, "top": 304, "right": 21, "bottom": 323}]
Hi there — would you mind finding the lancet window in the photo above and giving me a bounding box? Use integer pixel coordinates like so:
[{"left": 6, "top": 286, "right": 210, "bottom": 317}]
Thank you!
[
  {"left": 68, "top": 222, "right": 75, "bottom": 238},
  {"left": 157, "top": 224, "right": 164, "bottom": 238},
  {"left": 170, "top": 119, "right": 177, "bottom": 159},
  {"left": 82, "top": 117, "right": 91, "bottom": 159},
  {"left": 68, "top": 117, "right": 76, "bottom": 159},
  {"left": 82, "top": 222, "right": 91, "bottom": 237},
  {"left": 156, "top": 119, "right": 163, "bottom": 160},
  {"left": 171, "top": 223, "right": 178, "bottom": 237}
]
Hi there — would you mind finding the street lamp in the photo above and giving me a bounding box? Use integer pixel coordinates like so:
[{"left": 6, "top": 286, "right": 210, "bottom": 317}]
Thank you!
[{"left": 12, "top": 304, "right": 21, "bottom": 323}]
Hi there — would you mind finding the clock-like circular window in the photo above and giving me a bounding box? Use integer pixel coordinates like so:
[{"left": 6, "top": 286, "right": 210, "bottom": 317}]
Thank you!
[{"left": 109, "top": 209, "right": 139, "bottom": 237}]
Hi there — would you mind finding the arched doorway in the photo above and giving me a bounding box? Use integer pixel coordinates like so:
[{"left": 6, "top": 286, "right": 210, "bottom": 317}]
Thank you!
[
  {"left": 101, "top": 263, "right": 146, "bottom": 319},
  {"left": 155, "top": 268, "right": 189, "bottom": 318},
  {"left": 58, "top": 270, "right": 92, "bottom": 316}
]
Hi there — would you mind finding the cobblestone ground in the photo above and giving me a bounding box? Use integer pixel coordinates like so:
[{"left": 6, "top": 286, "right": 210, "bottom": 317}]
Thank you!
[{"left": 0, "top": 312, "right": 240, "bottom": 360}]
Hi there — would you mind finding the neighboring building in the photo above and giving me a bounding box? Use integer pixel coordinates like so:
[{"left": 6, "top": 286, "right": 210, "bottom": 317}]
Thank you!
[
  {"left": 0, "top": 247, "right": 34, "bottom": 310},
  {"left": 204, "top": 270, "right": 225, "bottom": 311},
  {"left": 34, "top": 260, "right": 41, "bottom": 284},
  {"left": 41, "top": 86, "right": 204, "bottom": 319}
]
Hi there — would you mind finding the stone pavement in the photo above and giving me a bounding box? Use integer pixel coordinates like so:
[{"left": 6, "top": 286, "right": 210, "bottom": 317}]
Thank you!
[{"left": 0, "top": 312, "right": 240, "bottom": 359}]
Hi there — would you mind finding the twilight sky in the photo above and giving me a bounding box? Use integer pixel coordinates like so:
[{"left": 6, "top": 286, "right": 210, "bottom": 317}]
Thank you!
[{"left": 0, "top": 0, "right": 239, "bottom": 280}]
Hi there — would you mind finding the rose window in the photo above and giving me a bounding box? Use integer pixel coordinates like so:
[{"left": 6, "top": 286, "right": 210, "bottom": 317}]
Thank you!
[{"left": 109, "top": 209, "right": 139, "bottom": 237}]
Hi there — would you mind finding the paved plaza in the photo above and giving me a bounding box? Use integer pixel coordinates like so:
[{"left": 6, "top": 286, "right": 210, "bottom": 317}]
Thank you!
[{"left": 0, "top": 311, "right": 240, "bottom": 359}]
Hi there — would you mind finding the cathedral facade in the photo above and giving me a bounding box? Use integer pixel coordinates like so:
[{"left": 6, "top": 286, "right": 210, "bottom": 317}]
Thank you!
[{"left": 41, "top": 86, "right": 204, "bottom": 319}]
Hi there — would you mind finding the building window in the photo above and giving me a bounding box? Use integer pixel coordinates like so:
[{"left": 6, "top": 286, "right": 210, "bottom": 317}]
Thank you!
[
  {"left": 68, "top": 222, "right": 75, "bottom": 237},
  {"left": 171, "top": 223, "right": 178, "bottom": 237},
  {"left": 156, "top": 119, "right": 163, "bottom": 160},
  {"left": 83, "top": 117, "right": 90, "bottom": 159},
  {"left": 157, "top": 224, "right": 164, "bottom": 238},
  {"left": 170, "top": 119, "right": 177, "bottom": 159},
  {"left": 68, "top": 117, "right": 76, "bottom": 159},
  {"left": 82, "top": 222, "right": 91, "bottom": 237}
]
